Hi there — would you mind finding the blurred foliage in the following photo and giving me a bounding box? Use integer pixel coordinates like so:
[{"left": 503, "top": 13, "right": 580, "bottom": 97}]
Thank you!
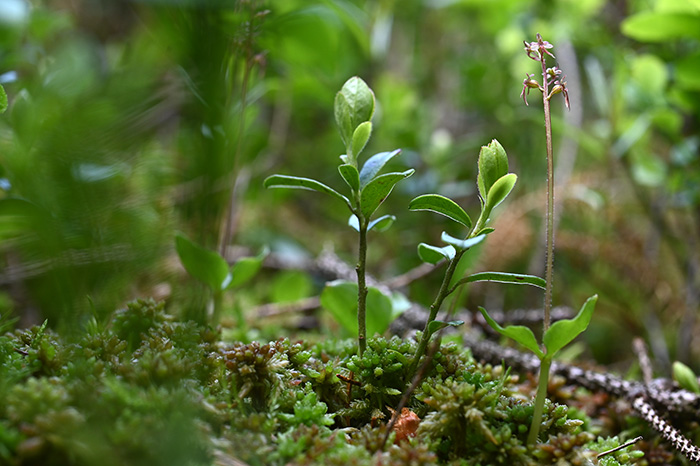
[{"left": 0, "top": 0, "right": 698, "bottom": 372}]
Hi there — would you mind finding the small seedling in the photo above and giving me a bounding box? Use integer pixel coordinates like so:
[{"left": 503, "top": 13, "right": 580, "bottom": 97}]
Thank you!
[
  {"left": 265, "top": 77, "right": 414, "bottom": 357},
  {"left": 175, "top": 232, "right": 267, "bottom": 326},
  {"left": 481, "top": 34, "right": 596, "bottom": 444},
  {"left": 407, "top": 140, "right": 545, "bottom": 376}
]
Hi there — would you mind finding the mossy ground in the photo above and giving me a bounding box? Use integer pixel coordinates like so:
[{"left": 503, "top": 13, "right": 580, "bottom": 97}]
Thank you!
[{"left": 0, "top": 299, "right": 687, "bottom": 465}]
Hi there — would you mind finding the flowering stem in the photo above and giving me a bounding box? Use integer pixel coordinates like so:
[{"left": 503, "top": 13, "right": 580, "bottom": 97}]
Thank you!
[{"left": 541, "top": 57, "right": 554, "bottom": 334}]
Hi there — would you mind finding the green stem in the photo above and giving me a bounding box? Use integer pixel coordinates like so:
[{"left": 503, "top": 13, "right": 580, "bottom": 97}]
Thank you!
[
  {"left": 542, "top": 58, "right": 554, "bottom": 333},
  {"left": 409, "top": 251, "right": 463, "bottom": 375},
  {"left": 527, "top": 356, "right": 551, "bottom": 445},
  {"left": 356, "top": 215, "right": 369, "bottom": 357}
]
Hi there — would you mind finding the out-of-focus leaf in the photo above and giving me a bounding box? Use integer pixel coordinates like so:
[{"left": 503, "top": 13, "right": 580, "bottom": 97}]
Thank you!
[
  {"left": 368, "top": 214, "right": 395, "bottom": 232},
  {"left": 0, "top": 84, "right": 7, "bottom": 114},
  {"left": 320, "top": 281, "right": 394, "bottom": 337},
  {"left": 676, "top": 53, "right": 700, "bottom": 90},
  {"left": 175, "top": 233, "right": 231, "bottom": 292},
  {"left": 673, "top": 361, "right": 700, "bottom": 394},
  {"left": 621, "top": 12, "right": 700, "bottom": 42},
  {"left": 229, "top": 247, "right": 268, "bottom": 289}
]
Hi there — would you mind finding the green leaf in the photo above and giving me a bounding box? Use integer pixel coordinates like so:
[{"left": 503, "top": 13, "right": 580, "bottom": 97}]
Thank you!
[
  {"left": 175, "top": 233, "right": 231, "bottom": 292},
  {"left": 0, "top": 84, "right": 7, "bottom": 114},
  {"left": 360, "top": 169, "right": 414, "bottom": 218},
  {"left": 441, "top": 232, "right": 486, "bottom": 251},
  {"left": 334, "top": 92, "right": 353, "bottom": 147},
  {"left": 408, "top": 194, "right": 472, "bottom": 228},
  {"left": 417, "top": 243, "right": 456, "bottom": 264},
  {"left": 485, "top": 173, "right": 517, "bottom": 211},
  {"left": 339, "top": 76, "right": 375, "bottom": 131},
  {"left": 457, "top": 272, "right": 546, "bottom": 289},
  {"left": 320, "top": 281, "right": 394, "bottom": 337},
  {"left": 672, "top": 361, "right": 700, "bottom": 394},
  {"left": 621, "top": 12, "right": 700, "bottom": 42},
  {"left": 351, "top": 121, "right": 372, "bottom": 159},
  {"left": 475, "top": 227, "right": 496, "bottom": 236},
  {"left": 368, "top": 214, "right": 395, "bottom": 232},
  {"left": 229, "top": 247, "right": 269, "bottom": 289},
  {"left": 543, "top": 295, "right": 598, "bottom": 357},
  {"left": 339, "top": 164, "right": 360, "bottom": 192},
  {"left": 359, "top": 149, "right": 402, "bottom": 189},
  {"left": 477, "top": 139, "right": 509, "bottom": 198},
  {"left": 427, "top": 319, "right": 464, "bottom": 336},
  {"left": 479, "top": 307, "right": 544, "bottom": 359},
  {"left": 264, "top": 174, "right": 350, "bottom": 207}
]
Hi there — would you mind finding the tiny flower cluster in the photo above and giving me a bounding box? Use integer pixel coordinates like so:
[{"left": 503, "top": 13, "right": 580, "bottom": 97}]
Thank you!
[{"left": 520, "top": 33, "right": 570, "bottom": 109}]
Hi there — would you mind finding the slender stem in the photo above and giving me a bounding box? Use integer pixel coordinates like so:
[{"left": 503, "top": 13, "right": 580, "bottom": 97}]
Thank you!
[
  {"left": 542, "top": 57, "right": 554, "bottom": 333},
  {"left": 356, "top": 216, "right": 369, "bottom": 357},
  {"left": 527, "top": 356, "right": 551, "bottom": 445},
  {"left": 409, "top": 251, "right": 463, "bottom": 375}
]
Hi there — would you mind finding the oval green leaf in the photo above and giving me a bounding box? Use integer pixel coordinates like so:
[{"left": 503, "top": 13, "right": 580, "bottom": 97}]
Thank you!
[
  {"left": 479, "top": 307, "right": 544, "bottom": 359},
  {"left": 417, "top": 243, "right": 455, "bottom": 265},
  {"left": 408, "top": 194, "right": 472, "bottom": 228},
  {"left": 339, "top": 164, "right": 360, "bottom": 192},
  {"left": 360, "top": 169, "right": 414, "bottom": 218},
  {"left": 621, "top": 12, "right": 700, "bottom": 42},
  {"left": 359, "top": 149, "right": 402, "bottom": 189},
  {"left": 229, "top": 247, "right": 269, "bottom": 289},
  {"left": 175, "top": 233, "right": 231, "bottom": 292},
  {"left": 672, "top": 361, "right": 700, "bottom": 394},
  {"left": 543, "top": 295, "right": 598, "bottom": 357},
  {"left": 485, "top": 173, "right": 517, "bottom": 211},
  {"left": 351, "top": 121, "right": 372, "bottom": 159},
  {"left": 339, "top": 76, "right": 375, "bottom": 130},
  {"left": 334, "top": 92, "right": 353, "bottom": 147},
  {"left": 264, "top": 174, "right": 351, "bottom": 208},
  {"left": 441, "top": 232, "right": 486, "bottom": 251}
]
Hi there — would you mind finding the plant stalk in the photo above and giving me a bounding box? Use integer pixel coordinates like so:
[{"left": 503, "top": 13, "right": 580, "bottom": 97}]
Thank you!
[
  {"left": 356, "top": 216, "right": 369, "bottom": 357},
  {"left": 409, "top": 251, "right": 463, "bottom": 375},
  {"left": 527, "top": 355, "right": 552, "bottom": 444},
  {"left": 542, "top": 57, "right": 554, "bottom": 333}
]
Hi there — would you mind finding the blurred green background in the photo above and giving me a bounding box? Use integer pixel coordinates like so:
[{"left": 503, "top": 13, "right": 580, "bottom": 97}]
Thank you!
[{"left": 1, "top": 0, "right": 699, "bottom": 371}]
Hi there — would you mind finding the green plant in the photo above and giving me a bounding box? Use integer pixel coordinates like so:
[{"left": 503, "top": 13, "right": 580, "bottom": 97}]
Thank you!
[
  {"left": 407, "top": 139, "right": 538, "bottom": 375},
  {"left": 480, "top": 34, "right": 597, "bottom": 445},
  {"left": 264, "top": 77, "right": 414, "bottom": 356},
  {"left": 175, "top": 232, "right": 267, "bottom": 325}
]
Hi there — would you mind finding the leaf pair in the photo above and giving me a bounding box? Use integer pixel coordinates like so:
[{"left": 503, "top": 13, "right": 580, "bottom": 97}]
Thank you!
[
  {"left": 479, "top": 295, "right": 598, "bottom": 360},
  {"left": 264, "top": 149, "right": 413, "bottom": 223},
  {"left": 175, "top": 233, "right": 267, "bottom": 293}
]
